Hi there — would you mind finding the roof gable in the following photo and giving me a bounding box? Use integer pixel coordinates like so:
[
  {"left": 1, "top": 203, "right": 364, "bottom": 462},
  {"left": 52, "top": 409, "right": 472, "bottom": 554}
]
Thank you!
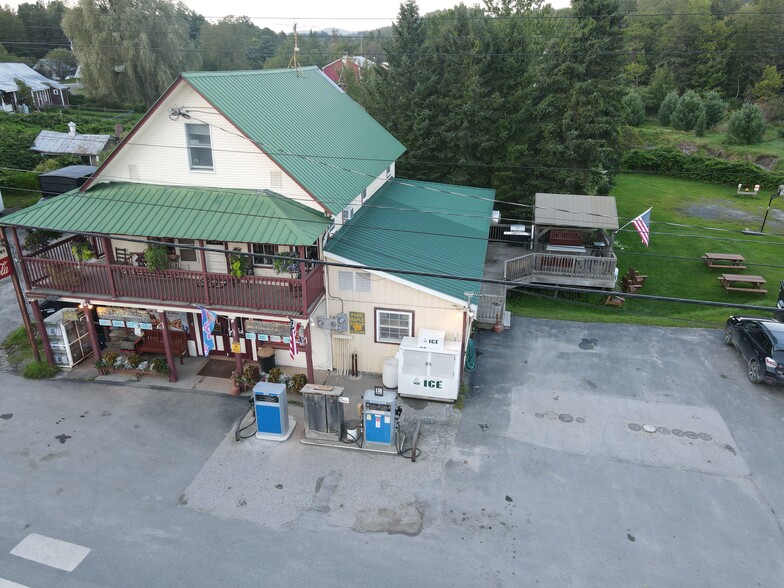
[{"left": 182, "top": 67, "right": 406, "bottom": 216}]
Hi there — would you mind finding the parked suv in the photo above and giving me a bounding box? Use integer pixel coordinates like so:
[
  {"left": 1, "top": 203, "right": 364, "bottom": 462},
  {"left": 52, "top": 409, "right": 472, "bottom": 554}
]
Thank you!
[{"left": 724, "top": 316, "right": 784, "bottom": 385}]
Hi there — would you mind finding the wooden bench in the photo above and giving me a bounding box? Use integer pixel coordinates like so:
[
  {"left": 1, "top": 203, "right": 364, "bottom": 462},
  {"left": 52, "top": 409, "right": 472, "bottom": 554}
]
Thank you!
[
  {"left": 604, "top": 294, "right": 625, "bottom": 307},
  {"left": 138, "top": 330, "right": 188, "bottom": 364},
  {"left": 702, "top": 252, "right": 746, "bottom": 271},
  {"left": 723, "top": 286, "right": 768, "bottom": 294},
  {"left": 627, "top": 267, "right": 647, "bottom": 285},
  {"left": 718, "top": 273, "right": 767, "bottom": 295},
  {"left": 621, "top": 277, "right": 642, "bottom": 293},
  {"left": 549, "top": 229, "right": 582, "bottom": 246}
]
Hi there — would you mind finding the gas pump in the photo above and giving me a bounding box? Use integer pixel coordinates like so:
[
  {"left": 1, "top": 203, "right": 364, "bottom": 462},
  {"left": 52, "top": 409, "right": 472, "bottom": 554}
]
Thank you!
[
  {"left": 362, "top": 387, "right": 399, "bottom": 448},
  {"left": 253, "top": 381, "right": 295, "bottom": 441}
]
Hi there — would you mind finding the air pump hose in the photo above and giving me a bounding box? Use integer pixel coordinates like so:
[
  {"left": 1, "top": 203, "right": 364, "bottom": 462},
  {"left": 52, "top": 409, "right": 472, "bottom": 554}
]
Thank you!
[
  {"left": 235, "top": 396, "right": 257, "bottom": 441},
  {"left": 465, "top": 338, "right": 477, "bottom": 371}
]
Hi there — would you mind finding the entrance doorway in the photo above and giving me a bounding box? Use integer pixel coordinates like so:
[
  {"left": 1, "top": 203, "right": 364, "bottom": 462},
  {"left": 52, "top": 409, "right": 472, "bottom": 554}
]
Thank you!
[{"left": 204, "top": 240, "right": 227, "bottom": 274}]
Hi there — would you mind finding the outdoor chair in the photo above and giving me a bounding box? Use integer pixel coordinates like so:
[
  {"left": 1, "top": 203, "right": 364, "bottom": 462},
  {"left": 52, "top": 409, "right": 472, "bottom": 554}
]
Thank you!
[{"left": 114, "top": 247, "right": 131, "bottom": 264}]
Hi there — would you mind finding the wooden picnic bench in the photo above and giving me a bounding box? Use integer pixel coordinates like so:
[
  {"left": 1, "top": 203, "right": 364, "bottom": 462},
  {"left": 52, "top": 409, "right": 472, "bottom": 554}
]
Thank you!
[
  {"left": 703, "top": 252, "right": 746, "bottom": 271},
  {"left": 137, "top": 330, "right": 188, "bottom": 363},
  {"left": 718, "top": 273, "right": 767, "bottom": 294}
]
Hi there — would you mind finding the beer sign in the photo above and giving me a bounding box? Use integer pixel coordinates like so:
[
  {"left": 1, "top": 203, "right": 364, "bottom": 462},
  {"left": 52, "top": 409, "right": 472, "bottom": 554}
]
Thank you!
[{"left": 0, "top": 241, "right": 13, "bottom": 281}]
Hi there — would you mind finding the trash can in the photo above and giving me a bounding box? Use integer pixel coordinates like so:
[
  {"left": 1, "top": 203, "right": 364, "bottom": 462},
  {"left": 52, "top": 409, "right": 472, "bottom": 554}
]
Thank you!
[
  {"left": 382, "top": 357, "right": 399, "bottom": 389},
  {"left": 258, "top": 345, "right": 276, "bottom": 373}
]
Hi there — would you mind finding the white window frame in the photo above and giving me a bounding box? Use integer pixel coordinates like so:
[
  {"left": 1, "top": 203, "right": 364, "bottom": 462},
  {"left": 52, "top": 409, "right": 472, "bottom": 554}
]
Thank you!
[
  {"left": 342, "top": 207, "right": 354, "bottom": 223},
  {"left": 185, "top": 123, "right": 214, "bottom": 171},
  {"left": 177, "top": 238, "right": 198, "bottom": 262},
  {"left": 375, "top": 309, "right": 413, "bottom": 343}
]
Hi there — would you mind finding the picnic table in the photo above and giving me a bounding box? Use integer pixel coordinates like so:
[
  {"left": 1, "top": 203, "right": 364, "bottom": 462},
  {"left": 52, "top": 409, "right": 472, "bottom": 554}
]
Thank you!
[
  {"left": 718, "top": 273, "right": 767, "bottom": 294},
  {"left": 702, "top": 252, "right": 746, "bottom": 271}
]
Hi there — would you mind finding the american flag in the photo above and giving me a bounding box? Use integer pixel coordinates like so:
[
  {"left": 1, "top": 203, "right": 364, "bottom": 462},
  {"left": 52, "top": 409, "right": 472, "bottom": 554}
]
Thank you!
[
  {"left": 631, "top": 208, "right": 652, "bottom": 247},
  {"left": 289, "top": 319, "right": 300, "bottom": 359}
]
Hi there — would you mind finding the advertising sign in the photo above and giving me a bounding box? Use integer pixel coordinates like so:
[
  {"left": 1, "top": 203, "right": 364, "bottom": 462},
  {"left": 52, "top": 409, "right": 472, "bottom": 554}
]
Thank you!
[
  {"left": 0, "top": 241, "right": 13, "bottom": 281},
  {"left": 349, "top": 311, "right": 365, "bottom": 334}
]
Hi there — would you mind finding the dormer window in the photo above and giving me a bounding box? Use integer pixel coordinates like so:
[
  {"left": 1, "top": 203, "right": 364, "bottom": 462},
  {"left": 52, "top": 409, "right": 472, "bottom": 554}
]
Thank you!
[{"left": 186, "top": 123, "right": 213, "bottom": 170}]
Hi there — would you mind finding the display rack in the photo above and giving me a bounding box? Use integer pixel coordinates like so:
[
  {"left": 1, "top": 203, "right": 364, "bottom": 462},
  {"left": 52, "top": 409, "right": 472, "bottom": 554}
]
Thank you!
[{"left": 44, "top": 308, "right": 93, "bottom": 369}]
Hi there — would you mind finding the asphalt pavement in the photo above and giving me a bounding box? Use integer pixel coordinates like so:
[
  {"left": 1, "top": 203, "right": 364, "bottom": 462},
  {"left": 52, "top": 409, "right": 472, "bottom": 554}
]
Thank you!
[{"left": 1, "top": 317, "right": 783, "bottom": 587}]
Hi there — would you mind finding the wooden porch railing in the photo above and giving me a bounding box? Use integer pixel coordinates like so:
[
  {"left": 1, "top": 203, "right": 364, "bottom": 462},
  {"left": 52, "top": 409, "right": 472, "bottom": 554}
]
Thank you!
[
  {"left": 476, "top": 294, "right": 506, "bottom": 324},
  {"left": 505, "top": 252, "right": 617, "bottom": 282},
  {"left": 22, "top": 256, "right": 324, "bottom": 315}
]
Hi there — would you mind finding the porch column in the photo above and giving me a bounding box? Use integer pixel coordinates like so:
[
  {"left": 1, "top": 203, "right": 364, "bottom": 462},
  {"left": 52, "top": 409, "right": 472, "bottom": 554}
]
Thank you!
[
  {"left": 83, "top": 306, "right": 102, "bottom": 365},
  {"left": 101, "top": 237, "right": 117, "bottom": 298},
  {"left": 10, "top": 228, "right": 32, "bottom": 290},
  {"left": 159, "top": 310, "right": 178, "bottom": 383},
  {"left": 304, "top": 322, "right": 314, "bottom": 384},
  {"left": 30, "top": 300, "right": 55, "bottom": 367},
  {"left": 1, "top": 227, "right": 40, "bottom": 362},
  {"left": 199, "top": 240, "right": 210, "bottom": 305},
  {"left": 298, "top": 246, "right": 308, "bottom": 315},
  {"left": 232, "top": 317, "right": 243, "bottom": 376}
]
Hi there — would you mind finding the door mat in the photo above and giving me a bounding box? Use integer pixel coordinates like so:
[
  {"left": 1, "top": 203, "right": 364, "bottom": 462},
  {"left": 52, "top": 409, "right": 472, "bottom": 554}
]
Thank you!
[{"left": 197, "top": 358, "right": 237, "bottom": 379}]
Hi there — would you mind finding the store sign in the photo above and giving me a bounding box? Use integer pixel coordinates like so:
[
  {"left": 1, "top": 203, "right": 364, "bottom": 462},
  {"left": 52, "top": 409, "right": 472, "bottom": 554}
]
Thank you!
[
  {"left": 0, "top": 242, "right": 12, "bottom": 281},
  {"left": 230, "top": 341, "right": 241, "bottom": 353},
  {"left": 244, "top": 319, "right": 289, "bottom": 337},
  {"left": 349, "top": 311, "right": 365, "bottom": 335}
]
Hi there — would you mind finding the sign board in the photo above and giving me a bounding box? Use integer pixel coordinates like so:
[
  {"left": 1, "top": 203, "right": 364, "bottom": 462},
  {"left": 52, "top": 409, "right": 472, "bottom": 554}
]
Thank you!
[
  {"left": 0, "top": 241, "right": 13, "bottom": 281},
  {"left": 62, "top": 309, "right": 78, "bottom": 321},
  {"left": 244, "top": 319, "right": 289, "bottom": 337},
  {"left": 230, "top": 341, "right": 241, "bottom": 353},
  {"left": 349, "top": 311, "right": 365, "bottom": 334}
]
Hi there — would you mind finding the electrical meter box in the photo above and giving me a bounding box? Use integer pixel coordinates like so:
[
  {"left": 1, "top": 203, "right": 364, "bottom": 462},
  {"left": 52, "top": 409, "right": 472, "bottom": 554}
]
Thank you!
[
  {"left": 253, "top": 382, "right": 293, "bottom": 440},
  {"left": 363, "top": 388, "right": 397, "bottom": 447}
]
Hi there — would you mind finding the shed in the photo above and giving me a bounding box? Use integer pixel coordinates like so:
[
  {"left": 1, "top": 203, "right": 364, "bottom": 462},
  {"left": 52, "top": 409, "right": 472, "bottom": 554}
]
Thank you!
[
  {"left": 39, "top": 165, "right": 97, "bottom": 199},
  {"left": 31, "top": 124, "right": 112, "bottom": 166},
  {"left": 533, "top": 193, "right": 619, "bottom": 252}
]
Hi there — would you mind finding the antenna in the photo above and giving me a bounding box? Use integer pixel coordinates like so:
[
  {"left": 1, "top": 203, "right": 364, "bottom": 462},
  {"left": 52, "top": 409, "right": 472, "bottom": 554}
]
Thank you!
[{"left": 288, "top": 23, "right": 301, "bottom": 76}]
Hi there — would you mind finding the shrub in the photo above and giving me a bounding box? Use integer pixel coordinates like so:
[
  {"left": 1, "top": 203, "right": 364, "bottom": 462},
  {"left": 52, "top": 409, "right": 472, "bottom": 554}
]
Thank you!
[
  {"left": 70, "top": 239, "right": 94, "bottom": 262},
  {"left": 23, "top": 360, "right": 58, "bottom": 379},
  {"left": 622, "top": 92, "right": 646, "bottom": 127},
  {"left": 622, "top": 147, "right": 784, "bottom": 186},
  {"left": 150, "top": 358, "right": 168, "bottom": 374},
  {"left": 267, "top": 367, "right": 283, "bottom": 383},
  {"left": 144, "top": 244, "right": 171, "bottom": 271},
  {"left": 658, "top": 90, "right": 679, "bottom": 126},
  {"left": 703, "top": 91, "right": 727, "bottom": 127},
  {"left": 671, "top": 90, "right": 705, "bottom": 131},
  {"left": 694, "top": 110, "right": 707, "bottom": 137},
  {"left": 229, "top": 248, "right": 252, "bottom": 278},
  {"left": 760, "top": 95, "right": 784, "bottom": 123},
  {"left": 127, "top": 353, "right": 144, "bottom": 368},
  {"left": 727, "top": 103, "right": 766, "bottom": 144},
  {"left": 645, "top": 65, "right": 676, "bottom": 114},
  {"left": 102, "top": 351, "right": 119, "bottom": 367},
  {"left": 241, "top": 364, "right": 261, "bottom": 386},
  {"left": 289, "top": 373, "right": 308, "bottom": 394}
]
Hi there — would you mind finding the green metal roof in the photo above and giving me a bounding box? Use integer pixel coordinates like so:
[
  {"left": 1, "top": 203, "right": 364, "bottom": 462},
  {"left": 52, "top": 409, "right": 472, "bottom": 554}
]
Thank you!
[
  {"left": 1, "top": 183, "right": 330, "bottom": 245},
  {"left": 182, "top": 67, "right": 406, "bottom": 216},
  {"left": 324, "top": 179, "right": 495, "bottom": 302}
]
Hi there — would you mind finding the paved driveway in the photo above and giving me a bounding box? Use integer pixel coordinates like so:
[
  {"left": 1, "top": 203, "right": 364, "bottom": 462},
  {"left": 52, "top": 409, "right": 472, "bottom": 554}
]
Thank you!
[
  {"left": 1, "top": 316, "right": 783, "bottom": 587},
  {"left": 456, "top": 317, "right": 784, "bottom": 586}
]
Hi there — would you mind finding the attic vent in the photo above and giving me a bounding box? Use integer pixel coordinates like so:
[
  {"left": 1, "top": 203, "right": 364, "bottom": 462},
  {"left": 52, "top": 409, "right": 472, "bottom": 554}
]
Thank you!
[
  {"left": 356, "top": 272, "right": 371, "bottom": 292},
  {"left": 128, "top": 164, "right": 140, "bottom": 180},
  {"left": 270, "top": 170, "right": 282, "bottom": 189}
]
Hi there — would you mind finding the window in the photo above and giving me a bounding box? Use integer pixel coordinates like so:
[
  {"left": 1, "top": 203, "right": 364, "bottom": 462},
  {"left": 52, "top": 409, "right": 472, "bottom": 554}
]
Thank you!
[
  {"left": 178, "top": 239, "right": 197, "bottom": 262},
  {"left": 342, "top": 207, "right": 354, "bottom": 223},
  {"left": 338, "top": 271, "right": 371, "bottom": 292},
  {"left": 375, "top": 309, "right": 413, "bottom": 343},
  {"left": 361, "top": 189, "right": 368, "bottom": 203},
  {"left": 186, "top": 123, "right": 213, "bottom": 170},
  {"left": 270, "top": 171, "right": 282, "bottom": 189},
  {"left": 252, "top": 243, "right": 278, "bottom": 266}
]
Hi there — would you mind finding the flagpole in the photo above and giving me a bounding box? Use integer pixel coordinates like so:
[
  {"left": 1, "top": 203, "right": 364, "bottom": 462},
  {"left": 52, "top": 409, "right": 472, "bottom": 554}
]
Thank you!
[{"left": 618, "top": 207, "right": 652, "bottom": 232}]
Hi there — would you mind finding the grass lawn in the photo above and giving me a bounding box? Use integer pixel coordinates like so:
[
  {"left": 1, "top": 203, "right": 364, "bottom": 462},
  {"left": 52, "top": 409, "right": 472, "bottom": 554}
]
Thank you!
[{"left": 508, "top": 173, "right": 784, "bottom": 328}]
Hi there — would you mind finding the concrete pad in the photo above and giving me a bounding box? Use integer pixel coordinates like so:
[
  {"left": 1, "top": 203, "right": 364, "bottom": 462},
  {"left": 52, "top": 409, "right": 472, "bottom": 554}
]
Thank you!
[
  {"left": 505, "top": 386, "right": 750, "bottom": 477},
  {"left": 10, "top": 533, "right": 90, "bottom": 572},
  {"left": 0, "top": 578, "right": 30, "bottom": 588}
]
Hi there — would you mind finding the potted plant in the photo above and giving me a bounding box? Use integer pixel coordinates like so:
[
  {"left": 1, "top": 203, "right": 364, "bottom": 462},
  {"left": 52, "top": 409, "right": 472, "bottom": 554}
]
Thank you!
[
  {"left": 70, "top": 238, "right": 94, "bottom": 263},
  {"left": 144, "top": 244, "right": 171, "bottom": 271},
  {"left": 229, "top": 248, "right": 252, "bottom": 280},
  {"left": 289, "top": 373, "right": 308, "bottom": 394},
  {"left": 272, "top": 251, "right": 300, "bottom": 277},
  {"left": 23, "top": 229, "right": 62, "bottom": 253}
]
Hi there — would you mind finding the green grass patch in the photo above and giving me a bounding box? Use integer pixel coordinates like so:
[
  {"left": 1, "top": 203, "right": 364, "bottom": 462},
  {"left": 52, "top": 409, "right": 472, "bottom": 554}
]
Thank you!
[
  {"left": 22, "top": 360, "right": 59, "bottom": 379},
  {"left": 509, "top": 173, "right": 784, "bottom": 328}
]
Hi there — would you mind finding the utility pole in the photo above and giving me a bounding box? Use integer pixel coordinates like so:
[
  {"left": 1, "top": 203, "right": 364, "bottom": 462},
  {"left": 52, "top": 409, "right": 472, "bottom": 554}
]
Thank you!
[
  {"left": 288, "top": 23, "right": 301, "bottom": 76},
  {"left": 759, "top": 185, "right": 784, "bottom": 234}
]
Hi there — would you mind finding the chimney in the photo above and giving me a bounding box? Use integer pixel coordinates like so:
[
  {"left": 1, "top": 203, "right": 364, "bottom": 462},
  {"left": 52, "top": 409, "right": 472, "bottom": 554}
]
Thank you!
[{"left": 67, "top": 121, "right": 76, "bottom": 137}]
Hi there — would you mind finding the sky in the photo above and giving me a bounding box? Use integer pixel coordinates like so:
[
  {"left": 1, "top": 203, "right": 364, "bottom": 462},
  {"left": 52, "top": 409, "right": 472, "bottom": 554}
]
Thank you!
[{"left": 10, "top": 0, "right": 571, "bottom": 33}]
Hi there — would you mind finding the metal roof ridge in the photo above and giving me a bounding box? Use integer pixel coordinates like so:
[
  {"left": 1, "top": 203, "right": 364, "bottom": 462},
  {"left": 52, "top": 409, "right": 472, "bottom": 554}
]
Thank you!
[{"left": 183, "top": 66, "right": 319, "bottom": 78}]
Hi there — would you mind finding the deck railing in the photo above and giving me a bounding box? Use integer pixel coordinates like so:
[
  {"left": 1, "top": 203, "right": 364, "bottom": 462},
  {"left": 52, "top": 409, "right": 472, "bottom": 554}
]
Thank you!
[
  {"left": 22, "top": 256, "right": 324, "bottom": 315},
  {"left": 505, "top": 252, "right": 617, "bottom": 283}
]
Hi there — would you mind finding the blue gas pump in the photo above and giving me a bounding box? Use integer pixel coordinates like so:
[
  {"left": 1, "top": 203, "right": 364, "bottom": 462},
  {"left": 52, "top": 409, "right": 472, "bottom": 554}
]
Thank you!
[
  {"left": 253, "top": 381, "right": 294, "bottom": 440},
  {"left": 362, "top": 388, "right": 398, "bottom": 447}
]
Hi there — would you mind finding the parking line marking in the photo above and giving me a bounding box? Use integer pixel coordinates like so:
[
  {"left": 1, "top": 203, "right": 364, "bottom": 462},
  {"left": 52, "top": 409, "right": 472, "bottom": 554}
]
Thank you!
[
  {"left": 0, "top": 578, "right": 31, "bottom": 588},
  {"left": 10, "top": 533, "right": 90, "bottom": 572}
]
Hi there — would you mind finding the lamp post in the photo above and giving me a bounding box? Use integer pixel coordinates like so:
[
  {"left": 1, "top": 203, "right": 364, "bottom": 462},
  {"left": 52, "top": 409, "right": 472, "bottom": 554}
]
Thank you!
[{"left": 759, "top": 185, "right": 784, "bottom": 234}]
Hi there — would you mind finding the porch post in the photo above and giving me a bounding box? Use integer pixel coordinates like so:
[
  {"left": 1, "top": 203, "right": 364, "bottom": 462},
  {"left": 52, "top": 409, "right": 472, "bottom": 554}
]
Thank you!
[
  {"left": 10, "top": 228, "right": 32, "bottom": 289},
  {"left": 298, "top": 246, "right": 308, "bottom": 315},
  {"left": 30, "top": 300, "right": 55, "bottom": 367},
  {"left": 101, "top": 237, "right": 117, "bottom": 298},
  {"left": 1, "top": 227, "right": 40, "bottom": 362},
  {"left": 159, "top": 310, "right": 178, "bottom": 383},
  {"left": 83, "top": 306, "right": 102, "bottom": 365},
  {"left": 232, "top": 317, "right": 243, "bottom": 376},
  {"left": 304, "top": 322, "right": 314, "bottom": 384},
  {"left": 199, "top": 240, "right": 210, "bottom": 305}
]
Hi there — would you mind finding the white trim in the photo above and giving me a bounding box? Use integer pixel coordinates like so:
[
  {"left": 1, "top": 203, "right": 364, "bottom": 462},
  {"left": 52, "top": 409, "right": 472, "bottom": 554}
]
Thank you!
[{"left": 323, "top": 251, "right": 465, "bottom": 306}]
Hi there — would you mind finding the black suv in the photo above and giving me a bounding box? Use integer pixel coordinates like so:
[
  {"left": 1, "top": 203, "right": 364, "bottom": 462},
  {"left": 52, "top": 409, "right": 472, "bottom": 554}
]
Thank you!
[{"left": 724, "top": 317, "right": 784, "bottom": 385}]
